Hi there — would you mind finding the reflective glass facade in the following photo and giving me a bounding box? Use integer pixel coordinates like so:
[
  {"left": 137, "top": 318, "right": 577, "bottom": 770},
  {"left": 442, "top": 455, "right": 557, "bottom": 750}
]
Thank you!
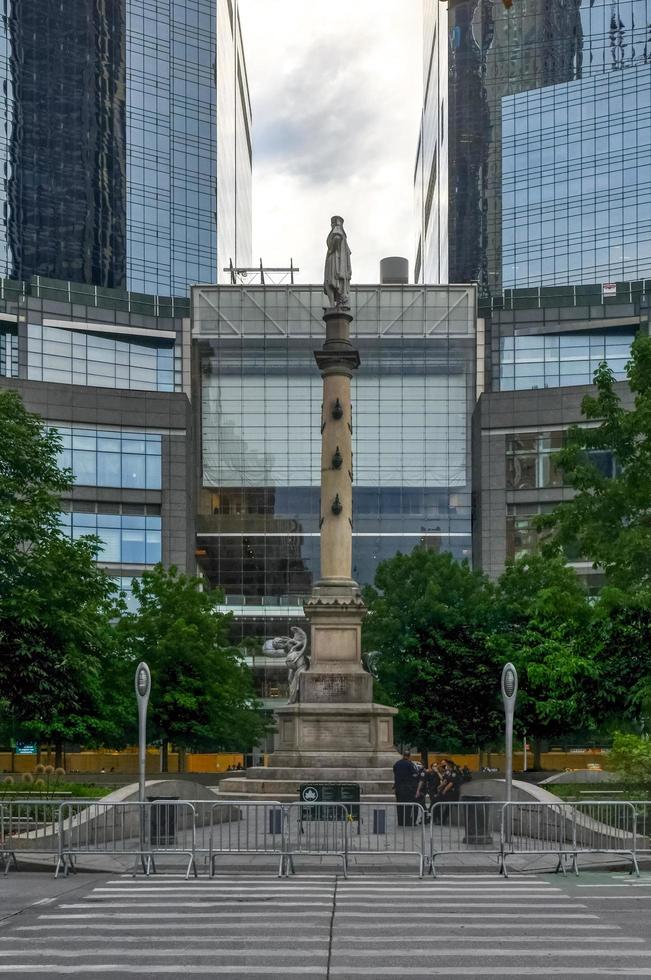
[
  {"left": 0, "top": 324, "right": 17, "bottom": 377},
  {"left": 193, "top": 284, "right": 476, "bottom": 636},
  {"left": 415, "top": 1, "right": 448, "bottom": 284},
  {"left": 419, "top": 0, "right": 651, "bottom": 293},
  {"left": 26, "top": 324, "right": 176, "bottom": 392},
  {"left": 53, "top": 426, "right": 162, "bottom": 490},
  {"left": 503, "top": 66, "right": 651, "bottom": 288},
  {"left": 60, "top": 512, "right": 162, "bottom": 566},
  {"left": 216, "top": 0, "right": 252, "bottom": 280},
  {"left": 0, "top": 0, "right": 251, "bottom": 295},
  {"left": 499, "top": 327, "right": 635, "bottom": 390}
]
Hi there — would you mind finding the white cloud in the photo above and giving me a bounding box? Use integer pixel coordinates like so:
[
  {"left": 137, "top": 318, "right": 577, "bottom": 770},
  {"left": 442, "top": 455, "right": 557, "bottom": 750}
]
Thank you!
[{"left": 238, "top": 0, "right": 422, "bottom": 285}]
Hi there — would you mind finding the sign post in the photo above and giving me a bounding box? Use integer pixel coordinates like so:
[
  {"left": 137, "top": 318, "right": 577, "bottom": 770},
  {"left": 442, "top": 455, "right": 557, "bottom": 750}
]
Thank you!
[
  {"left": 135, "top": 662, "right": 151, "bottom": 804},
  {"left": 501, "top": 663, "right": 518, "bottom": 844}
]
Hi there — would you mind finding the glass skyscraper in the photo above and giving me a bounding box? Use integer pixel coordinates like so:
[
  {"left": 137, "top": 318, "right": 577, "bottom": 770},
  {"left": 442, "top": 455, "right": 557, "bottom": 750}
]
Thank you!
[
  {"left": 0, "top": 0, "right": 251, "bottom": 296},
  {"left": 416, "top": 0, "right": 651, "bottom": 295}
]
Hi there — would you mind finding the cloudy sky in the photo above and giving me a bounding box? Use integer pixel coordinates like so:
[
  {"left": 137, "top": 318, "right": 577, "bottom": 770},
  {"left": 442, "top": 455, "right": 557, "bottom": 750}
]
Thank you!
[{"left": 238, "top": 0, "right": 423, "bottom": 284}]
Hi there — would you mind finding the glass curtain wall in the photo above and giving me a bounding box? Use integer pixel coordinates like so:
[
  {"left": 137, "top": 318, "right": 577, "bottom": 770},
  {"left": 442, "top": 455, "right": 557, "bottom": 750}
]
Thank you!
[
  {"left": 194, "top": 285, "right": 476, "bottom": 638},
  {"left": 499, "top": 327, "right": 635, "bottom": 390},
  {"left": 26, "top": 324, "right": 176, "bottom": 392},
  {"left": 0, "top": 0, "right": 233, "bottom": 295},
  {"left": 437, "top": 0, "right": 651, "bottom": 293},
  {"left": 52, "top": 426, "right": 162, "bottom": 490}
]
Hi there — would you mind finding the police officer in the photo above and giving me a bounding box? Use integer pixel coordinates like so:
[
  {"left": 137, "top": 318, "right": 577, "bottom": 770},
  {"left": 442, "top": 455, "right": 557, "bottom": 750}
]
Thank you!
[{"left": 393, "top": 750, "right": 419, "bottom": 826}]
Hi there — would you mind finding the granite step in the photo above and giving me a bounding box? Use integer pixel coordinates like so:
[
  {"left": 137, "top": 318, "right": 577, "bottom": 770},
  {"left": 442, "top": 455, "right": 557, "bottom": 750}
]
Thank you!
[{"left": 215, "top": 775, "right": 397, "bottom": 799}]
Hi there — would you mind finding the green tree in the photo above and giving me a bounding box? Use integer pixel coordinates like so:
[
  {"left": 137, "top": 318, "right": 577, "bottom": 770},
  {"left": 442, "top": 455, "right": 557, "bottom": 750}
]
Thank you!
[
  {"left": 606, "top": 732, "right": 651, "bottom": 794},
  {"left": 539, "top": 333, "right": 651, "bottom": 592},
  {"left": 0, "top": 390, "right": 120, "bottom": 765},
  {"left": 496, "top": 554, "right": 599, "bottom": 767},
  {"left": 363, "top": 548, "right": 503, "bottom": 757},
  {"left": 583, "top": 591, "right": 651, "bottom": 734},
  {"left": 117, "top": 564, "right": 270, "bottom": 770}
]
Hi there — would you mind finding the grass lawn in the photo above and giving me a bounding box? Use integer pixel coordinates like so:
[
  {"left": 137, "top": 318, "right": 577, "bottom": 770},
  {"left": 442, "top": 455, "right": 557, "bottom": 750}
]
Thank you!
[
  {"left": 546, "top": 781, "right": 628, "bottom": 801},
  {"left": 1, "top": 781, "right": 109, "bottom": 800}
]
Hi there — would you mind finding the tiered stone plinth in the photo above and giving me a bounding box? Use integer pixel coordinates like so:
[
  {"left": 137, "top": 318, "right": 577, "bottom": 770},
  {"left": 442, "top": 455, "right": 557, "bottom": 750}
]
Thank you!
[{"left": 217, "top": 297, "right": 399, "bottom": 801}]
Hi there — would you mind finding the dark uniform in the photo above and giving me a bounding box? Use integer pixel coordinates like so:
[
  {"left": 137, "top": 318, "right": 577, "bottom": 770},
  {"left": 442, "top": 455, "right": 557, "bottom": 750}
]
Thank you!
[{"left": 393, "top": 756, "right": 419, "bottom": 826}]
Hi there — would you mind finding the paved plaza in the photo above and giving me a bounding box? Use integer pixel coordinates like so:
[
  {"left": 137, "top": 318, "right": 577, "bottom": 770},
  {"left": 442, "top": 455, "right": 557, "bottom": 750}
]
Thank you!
[{"left": 4, "top": 870, "right": 651, "bottom": 976}]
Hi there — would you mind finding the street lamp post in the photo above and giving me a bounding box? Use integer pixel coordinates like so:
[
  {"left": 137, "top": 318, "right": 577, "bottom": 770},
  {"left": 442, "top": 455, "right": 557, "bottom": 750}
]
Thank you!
[
  {"left": 501, "top": 662, "right": 518, "bottom": 806},
  {"left": 135, "top": 662, "right": 151, "bottom": 804}
]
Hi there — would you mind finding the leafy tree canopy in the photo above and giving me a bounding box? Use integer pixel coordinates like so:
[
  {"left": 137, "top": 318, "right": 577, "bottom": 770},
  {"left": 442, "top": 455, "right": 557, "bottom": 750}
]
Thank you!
[
  {"left": 117, "top": 565, "right": 270, "bottom": 765},
  {"left": 539, "top": 334, "right": 651, "bottom": 593},
  {"left": 495, "top": 554, "right": 599, "bottom": 743},
  {"left": 0, "top": 390, "right": 119, "bottom": 757},
  {"left": 363, "top": 548, "right": 503, "bottom": 752}
]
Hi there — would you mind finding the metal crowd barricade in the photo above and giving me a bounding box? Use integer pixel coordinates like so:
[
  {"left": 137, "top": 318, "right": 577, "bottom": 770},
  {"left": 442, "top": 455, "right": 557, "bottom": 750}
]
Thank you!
[
  {"left": 208, "top": 801, "right": 284, "bottom": 876},
  {"left": 430, "top": 800, "right": 504, "bottom": 876},
  {"left": 500, "top": 801, "right": 577, "bottom": 876},
  {"left": 348, "top": 802, "right": 426, "bottom": 877},
  {"left": 1, "top": 799, "right": 67, "bottom": 874},
  {"left": 629, "top": 801, "right": 651, "bottom": 857},
  {"left": 56, "top": 800, "right": 197, "bottom": 878},
  {"left": 282, "top": 802, "right": 349, "bottom": 877},
  {"left": 500, "top": 801, "right": 639, "bottom": 877},
  {"left": 572, "top": 800, "right": 639, "bottom": 875}
]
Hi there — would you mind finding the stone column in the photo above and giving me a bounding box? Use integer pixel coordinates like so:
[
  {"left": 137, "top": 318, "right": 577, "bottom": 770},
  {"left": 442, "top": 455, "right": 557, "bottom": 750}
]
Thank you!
[
  {"left": 268, "top": 305, "right": 396, "bottom": 768},
  {"left": 299, "top": 308, "right": 371, "bottom": 703}
]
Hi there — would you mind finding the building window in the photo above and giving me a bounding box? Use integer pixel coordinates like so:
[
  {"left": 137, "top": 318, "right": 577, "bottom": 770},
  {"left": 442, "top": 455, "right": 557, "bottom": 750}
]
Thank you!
[
  {"left": 505, "top": 503, "right": 556, "bottom": 560},
  {"left": 27, "top": 324, "right": 176, "bottom": 391},
  {"left": 506, "top": 502, "right": 585, "bottom": 561},
  {"left": 506, "top": 431, "right": 617, "bottom": 490},
  {"left": 53, "top": 426, "right": 162, "bottom": 490},
  {"left": 500, "top": 328, "right": 634, "bottom": 391},
  {"left": 60, "top": 512, "right": 162, "bottom": 565},
  {"left": 0, "top": 325, "right": 18, "bottom": 377},
  {"left": 113, "top": 575, "right": 143, "bottom": 611},
  {"left": 506, "top": 432, "right": 564, "bottom": 489}
]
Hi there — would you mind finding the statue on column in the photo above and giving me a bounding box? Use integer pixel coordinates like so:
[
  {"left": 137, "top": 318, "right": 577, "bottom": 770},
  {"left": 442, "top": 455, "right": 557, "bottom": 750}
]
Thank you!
[{"left": 323, "top": 215, "right": 352, "bottom": 309}]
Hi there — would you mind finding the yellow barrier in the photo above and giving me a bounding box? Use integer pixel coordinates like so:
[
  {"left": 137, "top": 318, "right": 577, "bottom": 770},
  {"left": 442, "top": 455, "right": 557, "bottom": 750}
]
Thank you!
[{"left": 1, "top": 747, "right": 606, "bottom": 775}]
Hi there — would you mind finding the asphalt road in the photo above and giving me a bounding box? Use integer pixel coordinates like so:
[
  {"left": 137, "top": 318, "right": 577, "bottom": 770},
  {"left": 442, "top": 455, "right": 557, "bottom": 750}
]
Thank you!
[{"left": 3, "top": 869, "right": 651, "bottom": 977}]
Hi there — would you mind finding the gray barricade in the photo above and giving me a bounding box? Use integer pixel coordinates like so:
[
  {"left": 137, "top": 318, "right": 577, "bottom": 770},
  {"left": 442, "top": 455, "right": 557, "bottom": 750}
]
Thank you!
[
  {"left": 282, "top": 802, "right": 349, "bottom": 877},
  {"left": 208, "top": 801, "right": 284, "bottom": 876},
  {"left": 501, "top": 801, "right": 639, "bottom": 877},
  {"left": 629, "top": 801, "right": 651, "bottom": 856},
  {"left": 56, "top": 800, "right": 198, "bottom": 878},
  {"left": 1, "top": 799, "right": 63, "bottom": 873},
  {"left": 430, "top": 800, "right": 504, "bottom": 876},
  {"left": 347, "top": 802, "right": 427, "bottom": 876},
  {"left": 573, "top": 801, "right": 639, "bottom": 875},
  {"left": 501, "top": 801, "right": 577, "bottom": 876}
]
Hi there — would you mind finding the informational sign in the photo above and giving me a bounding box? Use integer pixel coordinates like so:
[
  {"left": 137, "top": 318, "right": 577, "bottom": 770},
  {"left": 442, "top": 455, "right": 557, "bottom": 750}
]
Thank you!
[
  {"left": 299, "top": 783, "right": 360, "bottom": 821},
  {"left": 15, "top": 744, "right": 37, "bottom": 755},
  {"left": 602, "top": 283, "right": 617, "bottom": 298}
]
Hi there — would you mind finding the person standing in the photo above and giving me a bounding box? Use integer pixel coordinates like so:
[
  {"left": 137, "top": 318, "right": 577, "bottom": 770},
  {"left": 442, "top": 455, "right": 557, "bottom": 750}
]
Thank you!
[{"left": 393, "top": 750, "right": 419, "bottom": 827}]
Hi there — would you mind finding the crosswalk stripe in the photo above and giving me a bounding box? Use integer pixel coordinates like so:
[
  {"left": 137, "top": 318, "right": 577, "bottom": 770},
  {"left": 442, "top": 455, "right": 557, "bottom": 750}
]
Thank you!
[
  {"left": 0, "top": 968, "right": 326, "bottom": 975},
  {"left": 0, "top": 950, "right": 328, "bottom": 959},
  {"left": 38, "top": 912, "right": 331, "bottom": 920},
  {"left": 329, "top": 971, "right": 651, "bottom": 977},
  {"left": 329, "top": 949, "right": 651, "bottom": 959},
  {"left": 60, "top": 902, "right": 332, "bottom": 910}
]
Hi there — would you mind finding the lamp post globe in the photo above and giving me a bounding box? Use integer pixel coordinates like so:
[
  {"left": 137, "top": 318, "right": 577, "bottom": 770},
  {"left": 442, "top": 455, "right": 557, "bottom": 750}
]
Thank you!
[{"left": 136, "top": 663, "right": 151, "bottom": 699}]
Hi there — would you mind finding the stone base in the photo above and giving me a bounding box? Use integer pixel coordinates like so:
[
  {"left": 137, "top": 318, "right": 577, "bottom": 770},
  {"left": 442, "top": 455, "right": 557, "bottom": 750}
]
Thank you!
[
  {"left": 273, "top": 701, "right": 396, "bottom": 757},
  {"left": 299, "top": 671, "right": 372, "bottom": 704},
  {"left": 214, "top": 701, "right": 399, "bottom": 801}
]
